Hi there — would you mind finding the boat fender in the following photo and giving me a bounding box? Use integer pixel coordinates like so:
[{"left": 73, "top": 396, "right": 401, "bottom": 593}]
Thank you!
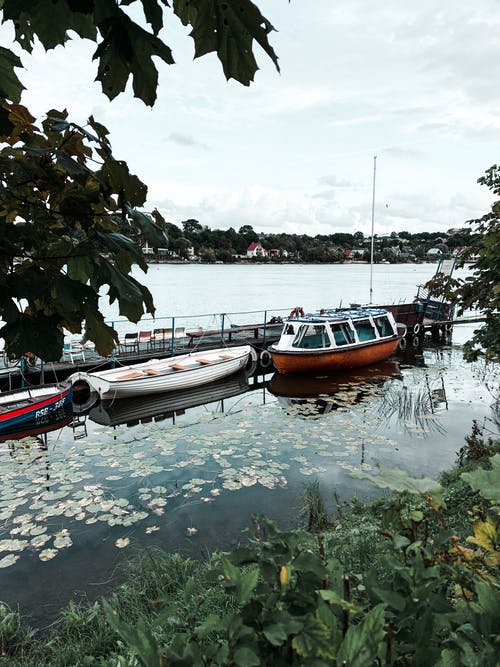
[
  {"left": 289, "top": 307, "right": 305, "bottom": 318},
  {"left": 259, "top": 349, "right": 273, "bottom": 368},
  {"left": 413, "top": 322, "right": 421, "bottom": 335},
  {"left": 246, "top": 347, "right": 258, "bottom": 367},
  {"left": 398, "top": 337, "right": 407, "bottom": 350}
]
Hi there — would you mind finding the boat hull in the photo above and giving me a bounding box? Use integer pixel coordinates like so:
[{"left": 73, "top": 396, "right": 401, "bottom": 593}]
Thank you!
[
  {"left": 68, "top": 346, "right": 251, "bottom": 401},
  {"left": 270, "top": 337, "right": 399, "bottom": 375},
  {"left": 0, "top": 383, "right": 73, "bottom": 435}
]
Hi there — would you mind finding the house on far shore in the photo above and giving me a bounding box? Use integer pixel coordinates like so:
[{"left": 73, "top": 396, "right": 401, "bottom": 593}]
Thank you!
[
  {"left": 247, "top": 241, "right": 268, "bottom": 258},
  {"left": 427, "top": 247, "right": 443, "bottom": 259}
]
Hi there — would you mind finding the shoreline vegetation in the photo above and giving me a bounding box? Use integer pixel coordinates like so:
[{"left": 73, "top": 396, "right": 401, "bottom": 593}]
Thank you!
[
  {"left": 2, "top": 424, "right": 498, "bottom": 666},
  {"left": 142, "top": 222, "right": 477, "bottom": 265}
]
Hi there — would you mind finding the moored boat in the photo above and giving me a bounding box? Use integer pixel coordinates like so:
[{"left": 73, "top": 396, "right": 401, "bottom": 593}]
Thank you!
[
  {"left": 269, "top": 307, "right": 404, "bottom": 375},
  {"left": 67, "top": 345, "right": 252, "bottom": 406},
  {"left": 0, "top": 383, "right": 73, "bottom": 436}
]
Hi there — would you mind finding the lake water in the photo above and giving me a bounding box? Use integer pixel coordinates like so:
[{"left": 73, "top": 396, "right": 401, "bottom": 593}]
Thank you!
[{"left": 0, "top": 263, "right": 496, "bottom": 629}]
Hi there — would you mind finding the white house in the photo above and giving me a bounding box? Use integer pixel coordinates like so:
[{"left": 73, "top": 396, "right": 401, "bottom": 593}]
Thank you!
[{"left": 246, "top": 242, "right": 268, "bottom": 258}]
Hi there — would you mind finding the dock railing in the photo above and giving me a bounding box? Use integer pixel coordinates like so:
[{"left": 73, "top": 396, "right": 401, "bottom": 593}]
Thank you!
[{"left": 106, "top": 307, "right": 293, "bottom": 358}]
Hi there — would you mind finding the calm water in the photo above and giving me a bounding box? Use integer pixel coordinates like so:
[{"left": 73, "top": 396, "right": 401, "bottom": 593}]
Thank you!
[
  {"left": 104, "top": 262, "right": 471, "bottom": 337},
  {"left": 0, "top": 263, "right": 495, "bottom": 628}
]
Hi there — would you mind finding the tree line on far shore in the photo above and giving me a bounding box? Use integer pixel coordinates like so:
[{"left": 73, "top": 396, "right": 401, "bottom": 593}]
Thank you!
[{"left": 149, "top": 219, "right": 477, "bottom": 264}]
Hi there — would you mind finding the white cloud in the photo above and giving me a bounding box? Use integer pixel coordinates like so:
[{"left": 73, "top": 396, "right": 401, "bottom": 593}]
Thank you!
[{"left": 2, "top": 0, "right": 497, "bottom": 236}]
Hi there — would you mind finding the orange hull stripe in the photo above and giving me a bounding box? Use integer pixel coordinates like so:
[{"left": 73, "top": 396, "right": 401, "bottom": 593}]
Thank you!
[{"left": 271, "top": 339, "right": 399, "bottom": 374}]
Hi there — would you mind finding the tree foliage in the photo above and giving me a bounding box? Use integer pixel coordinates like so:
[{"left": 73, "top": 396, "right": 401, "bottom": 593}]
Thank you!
[
  {"left": 0, "top": 0, "right": 280, "bottom": 115},
  {"left": 0, "top": 0, "right": 280, "bottom": 359},
  {"left": 426, "top": 165, "right": 500, "bottom": 362},
  {"left": 0, "top": 107, "right": 168, "bottom": 359}
]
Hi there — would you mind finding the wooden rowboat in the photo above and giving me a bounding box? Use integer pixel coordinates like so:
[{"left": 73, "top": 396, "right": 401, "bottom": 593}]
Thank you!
[
  {"left": 269, "top": 307, "right": 404, "bottom": 375},
  {"left": 67, "top": 345, "right": 252, "bottom": 405},
  {"left": 0, "top": 383, "right": 73, "bottom": 437}
]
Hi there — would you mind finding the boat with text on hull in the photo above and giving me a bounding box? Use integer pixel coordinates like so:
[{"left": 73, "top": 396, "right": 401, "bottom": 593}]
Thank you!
[
  {"left": 67, "top": 345, "right": 252, "bottom": 407},
  {"left": 269, "top": 307, "right": 404, "bottom": 375},
  {"left": 0, "top": 383, "right": 73, "bottom": 437}
]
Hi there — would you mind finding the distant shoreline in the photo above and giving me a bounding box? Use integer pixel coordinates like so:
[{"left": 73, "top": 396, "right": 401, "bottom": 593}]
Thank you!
[{"left": 145, "top": 259, "right": 438, "bottom": 266}]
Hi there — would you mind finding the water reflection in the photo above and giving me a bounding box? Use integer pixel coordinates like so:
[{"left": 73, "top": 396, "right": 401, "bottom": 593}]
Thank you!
[
  {"left": 268, "top": 358, "right": 450, "bottom": 436},
  {"left": 377, "top": 374, "right": 448, "bottom": 435},
  {"left": 89, "top": 371, "right": 250, "bottom": 428},
  {"left": 268, "top": 361, "right": 402, "bottom": 418}
]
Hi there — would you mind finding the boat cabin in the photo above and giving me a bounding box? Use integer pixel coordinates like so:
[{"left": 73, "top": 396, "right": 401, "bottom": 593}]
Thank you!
[{"left": 276, "top": 308, "right": 398, "bottom": 352}]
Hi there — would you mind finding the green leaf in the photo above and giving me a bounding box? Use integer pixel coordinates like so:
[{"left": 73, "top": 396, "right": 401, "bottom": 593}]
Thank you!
[
  {"left": 126, "top": 204, "right": 168, "bottom": 247},
  {"left": 222, "top": 556, "right": 241, "bottom": 585},
  {"left": 173, "top": 0, "right": 280, "bottom": 86},
  {"left": 262, "top": 622, "right": 288, "bottom": 647},
  {"left": 238, "top": 567, "right": 259, "bottom": 604},
  {"left": 319, "top": 589, "right": 359, "bottom": 614},
  {"left": 461, "top": 454, "right": 500, "bottom": 503},
  {"left": 103, "top": 599, "right": 162, "bottom": 667},
  {"left": 336, "top": 604, "right": 386, "bottom": 667},
  {"left": 94, "top": 8, "right": 174, "bottom": 106},
  {"left": 292, "top": 614, "right": 335, "bottom": 660},
  {"left": 233, "top": 646, "right": 260, "bottom": 667},
  {"left": 195, "top": 613, "right": 223, "bottom": 638},
  {"left": 140, "top": 0, "right": 165, "bottom": 35},
  {"left": 0, "top": 47, "right": 25, "bottom": 102},
  {"left": 351, "top": 464, "right": 444, "bottom": 505},
  {"left": 293, "top": 551, "right": 328, "bottom": 581}
]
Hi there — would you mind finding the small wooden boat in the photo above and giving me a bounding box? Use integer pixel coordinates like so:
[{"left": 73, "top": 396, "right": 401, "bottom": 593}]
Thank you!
[
  {"left": 0, "top": 383, "right": 73, "bottom": 436},
  {"left": 67, "top": 345, "right": 252, "bottom": 404},
  {"left": 269, "top": 307, "right": 404, "bottom": 375}
]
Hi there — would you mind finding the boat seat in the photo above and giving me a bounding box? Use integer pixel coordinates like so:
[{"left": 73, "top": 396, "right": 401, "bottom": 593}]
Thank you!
[
  {"left": 219, "top": 354, "right": 234, "bottom": 359},
  {"left": 116, "top": 371, "right": 144, "bottom": 380},
  {"left": 169, "top": 363, "right": 187, "bottom": 371},
  {"left": 143, "top": 369, "right": 162, "bottom": 375},
  {"left": 196, "top": 358, "right": 214, "bottom": 365}
]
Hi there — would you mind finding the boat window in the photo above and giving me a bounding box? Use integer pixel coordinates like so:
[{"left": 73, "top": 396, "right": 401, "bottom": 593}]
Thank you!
[
  {"left": 292, "top": 325, "right": 331, "bottom": 349},
  {"left": 374, "top": 316, "right": 394, "bottom": 337},
  {"left": 330, "top": 323, "right": 355, "bottom": 346},
  {"left": 284, "top": 324, "right": 295, "bottom": 335},
  {"left": 353, "top": 319, "right": 376, "bottom": 342}
]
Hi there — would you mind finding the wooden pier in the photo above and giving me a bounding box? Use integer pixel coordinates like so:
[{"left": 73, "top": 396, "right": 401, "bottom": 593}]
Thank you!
[{"left": 0, "top": 318, "right": 285, "bottom": 390}]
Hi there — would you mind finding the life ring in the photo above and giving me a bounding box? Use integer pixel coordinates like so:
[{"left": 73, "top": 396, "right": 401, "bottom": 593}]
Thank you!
[
  {"left": 289, "top": 307, "right": 305, "bottom": 318},
  {"left": 259, "top": 349, "right": 273, "bottom": 368},
  {"left": 398, "top": 337, "right": 407, "bottom": 350},
  {"left": 412, "top": 336, "right": 420, "bottom": 348},
  {"left": 413, "top": 322, "right": 421, "bottom": 335},
  {"left": 445, "top": 323, "right": 453, "bottom": 333}
]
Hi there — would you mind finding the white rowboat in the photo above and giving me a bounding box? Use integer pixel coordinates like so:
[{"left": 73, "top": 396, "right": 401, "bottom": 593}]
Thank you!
[{"left": 67, "top": 345, "right": 252, "bottom": 405}]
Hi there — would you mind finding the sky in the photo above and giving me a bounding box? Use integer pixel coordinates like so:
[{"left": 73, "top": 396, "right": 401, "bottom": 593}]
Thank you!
[{"left": 5, "top": 0, "right": 500, "bottom": 237}]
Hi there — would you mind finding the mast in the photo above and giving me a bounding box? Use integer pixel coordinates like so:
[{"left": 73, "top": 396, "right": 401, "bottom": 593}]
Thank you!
[{"left": 369, "top": 155, "right": 377, "bottom": 304}]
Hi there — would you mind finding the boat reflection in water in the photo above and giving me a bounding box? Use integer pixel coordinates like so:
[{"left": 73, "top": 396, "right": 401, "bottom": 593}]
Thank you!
[
  {"left": 268, "top": 361, "right": 402, "bottom": 418},
  {"left": 89, "top": 370, "right": 250, "bottom": 428}
]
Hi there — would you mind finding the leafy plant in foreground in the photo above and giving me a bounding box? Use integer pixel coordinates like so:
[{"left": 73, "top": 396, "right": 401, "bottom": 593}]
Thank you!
[{"left": 102, "top": 451, "right": 500, "bottom": 666}]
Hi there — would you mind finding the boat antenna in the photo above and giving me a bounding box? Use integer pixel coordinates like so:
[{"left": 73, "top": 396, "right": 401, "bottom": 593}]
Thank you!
[{"left": 369, "top": 155, "right": 377, "bottom": 304}]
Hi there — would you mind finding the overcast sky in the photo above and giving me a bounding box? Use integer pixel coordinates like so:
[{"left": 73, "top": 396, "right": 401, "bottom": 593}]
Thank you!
[{"left": 8, "top": 0, "right": 500, "bottom": 236}]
